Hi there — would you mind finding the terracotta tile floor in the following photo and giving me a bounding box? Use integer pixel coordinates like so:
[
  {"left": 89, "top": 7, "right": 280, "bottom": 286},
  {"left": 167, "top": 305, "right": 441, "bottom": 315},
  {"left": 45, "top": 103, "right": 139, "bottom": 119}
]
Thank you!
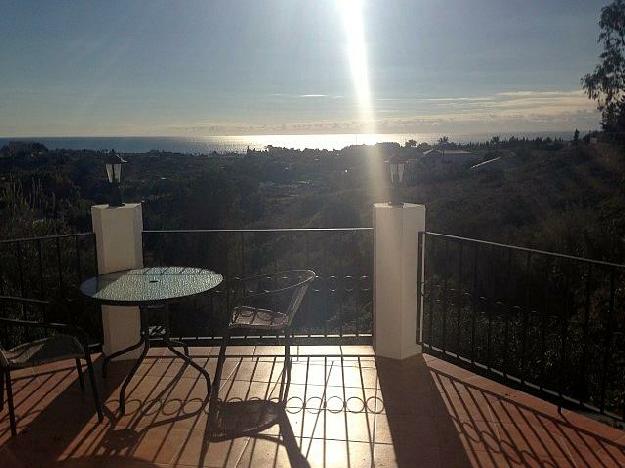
[{"left": 0, "top": 346, "right": 624, "bottom": 467}]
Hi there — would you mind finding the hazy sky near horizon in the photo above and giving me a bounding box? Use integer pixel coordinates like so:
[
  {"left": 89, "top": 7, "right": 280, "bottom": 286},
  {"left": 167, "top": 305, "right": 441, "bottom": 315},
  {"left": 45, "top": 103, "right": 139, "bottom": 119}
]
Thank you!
[{"left": 0, "top": 0, "right": 608, "bottom": 136}]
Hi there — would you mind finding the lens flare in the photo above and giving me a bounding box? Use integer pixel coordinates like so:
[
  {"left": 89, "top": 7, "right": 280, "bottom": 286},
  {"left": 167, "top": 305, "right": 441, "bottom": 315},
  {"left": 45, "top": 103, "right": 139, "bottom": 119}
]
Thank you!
[
  {"left": 337, "top": 0, "right": 374, "bottom": 132},
  {"left": 337, "top": 0, "right": 387, "bottom": 201}
]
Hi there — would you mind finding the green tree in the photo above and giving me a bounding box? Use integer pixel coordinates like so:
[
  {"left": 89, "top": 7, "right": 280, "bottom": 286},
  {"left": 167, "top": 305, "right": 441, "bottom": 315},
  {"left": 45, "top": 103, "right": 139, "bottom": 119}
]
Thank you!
[
  {"left": 582, "top": 0, "right": 625, "bottom": 135},
  {"left": 404, "top": 139, "right": 417, "bottom": 147},
  {"left": 437, "top": 136, "right": 449, "bottom": 157},
  {"left": 574, "top": 129, "right": 580, "bottom": 144}
]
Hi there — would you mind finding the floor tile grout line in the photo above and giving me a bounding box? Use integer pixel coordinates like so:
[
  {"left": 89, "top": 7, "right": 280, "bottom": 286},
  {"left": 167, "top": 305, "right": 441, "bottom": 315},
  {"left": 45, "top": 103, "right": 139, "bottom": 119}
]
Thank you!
[
  {"left": 340, "top": 355, "right": 352, "bottom": 468},
  {"left": 232, "top": 345, "right": 263, "bottom": 468},
  {"left": 296, "top": 435, "right": 395, "bottom": 445},
  {"left": 299, "top": 357, "right": 311, "bottom": 449},
  {"left": 304, "top": 356, "right": 334, "bottom": 459},
  {"left": 356, "top": 355, "right": 377, "bottom": 465}
]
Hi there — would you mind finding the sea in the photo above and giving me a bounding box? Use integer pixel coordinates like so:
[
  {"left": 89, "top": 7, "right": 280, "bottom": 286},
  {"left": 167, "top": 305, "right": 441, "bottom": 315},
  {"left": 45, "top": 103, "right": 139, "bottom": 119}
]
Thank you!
[{"left": 0, "top": 131, "right": 576, "bottom": 155}]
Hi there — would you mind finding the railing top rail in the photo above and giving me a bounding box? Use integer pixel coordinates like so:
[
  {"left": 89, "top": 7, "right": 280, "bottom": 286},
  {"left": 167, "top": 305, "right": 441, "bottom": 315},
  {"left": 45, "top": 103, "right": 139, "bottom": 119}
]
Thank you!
[
  {"left": 0, "top": 228, "right": 373, "bottom": 244},
  {"left": 424, "top": 231, "right": 625, "bottom": 270},
  {"left": 0, "top": 295, "right": 50, "bottom": 305},
  {"left": 0, "top": 232, "right": 94, "bottom": 245},
  {"left": 144, "top": 227, "right": 374, "bottom": 234}
]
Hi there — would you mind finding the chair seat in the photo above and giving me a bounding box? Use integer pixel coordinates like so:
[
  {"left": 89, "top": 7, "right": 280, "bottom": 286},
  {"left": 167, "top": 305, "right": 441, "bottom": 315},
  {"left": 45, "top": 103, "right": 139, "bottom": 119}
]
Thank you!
[
  {"left": 229, "top": 306, "right": 288, "bottom": 330},
  {"left": 0, "top": 334, "right": 84, "bottom": 369}
]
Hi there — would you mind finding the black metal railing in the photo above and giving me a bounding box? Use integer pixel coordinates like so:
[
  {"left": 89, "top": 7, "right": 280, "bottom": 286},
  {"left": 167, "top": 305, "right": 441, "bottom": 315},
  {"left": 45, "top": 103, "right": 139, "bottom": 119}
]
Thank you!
[
  {"left": 0, "top": 233, "right": 101, "bottom": 347},
  {"left": 418, "top": 231, "right": 625, "bottom": 421},
  {"left": 0, "top": 228, "right": 373, "bottom": 348},
  {"left": 142, "top": 228, "right": 374, "bottom": 345}
]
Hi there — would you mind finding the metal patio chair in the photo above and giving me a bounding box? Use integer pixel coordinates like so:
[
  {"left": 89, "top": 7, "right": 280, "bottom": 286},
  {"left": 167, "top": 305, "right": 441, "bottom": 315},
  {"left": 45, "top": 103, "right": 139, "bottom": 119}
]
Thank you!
[
  {"left": 0, "top": 297, "right": 103, "bottom": 436},
  {"left": 217, "top": 270, "right": 316, "bottom": 401}
]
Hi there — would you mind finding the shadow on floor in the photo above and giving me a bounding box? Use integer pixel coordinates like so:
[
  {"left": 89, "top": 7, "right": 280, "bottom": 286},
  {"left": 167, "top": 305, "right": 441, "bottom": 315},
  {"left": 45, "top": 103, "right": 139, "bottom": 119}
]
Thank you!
[
  {"left": 430, "top": 364, "right": 625, "bottom": 466},
  {"left": 3, "top": 348, "right": 625, "bottom": 467},
  {"left": 207, "top": 399, "right": 308, "bottom": 467},
  {"left": 0, "top": 354, "right": 124, "bottom": 465},
  {"left": 376, "top": 355, "right": 472, "bottom": 467},
  {"left": 0, "top": 353, "right": 210, "bottom": 467},
  {"left": 0, "top": 348, "right": 308, "bottom": 466}
]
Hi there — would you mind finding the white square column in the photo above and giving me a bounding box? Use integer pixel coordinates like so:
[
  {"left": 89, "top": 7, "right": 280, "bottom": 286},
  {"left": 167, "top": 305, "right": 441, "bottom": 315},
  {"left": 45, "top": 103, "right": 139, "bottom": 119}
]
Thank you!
[
  {"left": 91, "top": 203, "right": 143, "bottom": 360},
  {"left": 374, "top": 203, "right": 426, "bottom": 360}
]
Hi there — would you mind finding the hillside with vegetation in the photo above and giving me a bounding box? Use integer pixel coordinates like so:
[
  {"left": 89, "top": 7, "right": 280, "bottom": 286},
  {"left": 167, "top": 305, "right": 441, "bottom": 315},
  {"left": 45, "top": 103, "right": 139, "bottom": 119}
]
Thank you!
[{"left": 1, "top": 135, "right": 624, "bottom": 264}]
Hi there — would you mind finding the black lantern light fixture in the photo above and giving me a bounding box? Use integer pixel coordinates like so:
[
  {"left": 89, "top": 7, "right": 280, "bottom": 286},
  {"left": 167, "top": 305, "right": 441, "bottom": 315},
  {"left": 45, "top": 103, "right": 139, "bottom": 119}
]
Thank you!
[
  {"left": 387, "top": 155, "right": 405, "bottom": 206},
  {"left": 104, "top": 149, "right": 127, "bottom": 207}
]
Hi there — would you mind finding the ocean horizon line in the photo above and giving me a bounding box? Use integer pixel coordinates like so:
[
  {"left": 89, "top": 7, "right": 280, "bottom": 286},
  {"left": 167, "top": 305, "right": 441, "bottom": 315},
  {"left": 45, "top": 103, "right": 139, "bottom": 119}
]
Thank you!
[
  {"left": 0, "top": 130, "right": 586, "bottom": 139},
  {"left": 0, "top": 130, "right": 587, "bottom": 154}
]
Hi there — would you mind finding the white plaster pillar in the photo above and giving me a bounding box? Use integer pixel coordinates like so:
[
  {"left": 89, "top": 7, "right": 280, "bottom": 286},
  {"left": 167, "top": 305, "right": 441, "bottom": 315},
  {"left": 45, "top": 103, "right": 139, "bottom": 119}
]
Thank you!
[
  {"left": 91, "top": 203, "right": 143, "bottom": 360},
  {"left": 373, "top": 203, "right": 426, "bottom": 360}
]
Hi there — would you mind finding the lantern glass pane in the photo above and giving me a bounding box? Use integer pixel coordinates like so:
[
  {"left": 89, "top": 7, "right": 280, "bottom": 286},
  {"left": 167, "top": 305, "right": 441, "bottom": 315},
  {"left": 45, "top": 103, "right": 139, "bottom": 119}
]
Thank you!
[
  {"left": 398, "top": 163, "right": 405, "bottom": 183},
  {"left": 113, "top": 163, "right": 122, "bottom": 182},
  {"left": 106, "top": 164, "right": 114, "bottom": 183}
]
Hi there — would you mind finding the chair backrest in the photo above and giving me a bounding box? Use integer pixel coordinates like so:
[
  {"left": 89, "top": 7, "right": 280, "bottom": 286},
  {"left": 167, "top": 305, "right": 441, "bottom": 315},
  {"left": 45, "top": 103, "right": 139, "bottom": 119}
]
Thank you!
[{"left": 233, "top": 270, "right": 316, "bottom": 327}]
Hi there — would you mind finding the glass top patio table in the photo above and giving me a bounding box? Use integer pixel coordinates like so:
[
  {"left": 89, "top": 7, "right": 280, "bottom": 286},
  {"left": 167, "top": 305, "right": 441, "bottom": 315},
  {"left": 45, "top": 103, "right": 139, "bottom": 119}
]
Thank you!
[
  {"left": 79, "top": 266, "right": 223, "bottom": 415},
  {"left": 80, "top": 266, "right": 223, "bottom": 306}
]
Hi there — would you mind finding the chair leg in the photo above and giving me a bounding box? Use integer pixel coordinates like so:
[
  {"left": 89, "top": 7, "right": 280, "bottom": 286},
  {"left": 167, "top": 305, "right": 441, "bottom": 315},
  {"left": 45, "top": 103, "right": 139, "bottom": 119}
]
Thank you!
[
  {"left": 216, "top": 330, "right": 230, "bottom": 386},
  {"left": 5, "top": 370, "right": 16, "bottom": 437},
  {"left": 84, "top": 350, "right": 103, "bottom": 423},
  {"left": 279, "top": 330, "right": 292, "bottom": 403},
  {"left": 75, "top": 358, "right": 85, "bottom": 391}
]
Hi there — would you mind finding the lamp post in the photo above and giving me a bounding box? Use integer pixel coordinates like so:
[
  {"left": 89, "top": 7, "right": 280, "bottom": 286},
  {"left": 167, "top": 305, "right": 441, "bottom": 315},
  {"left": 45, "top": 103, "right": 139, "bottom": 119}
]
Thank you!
[
  {"left": 387, "top": 155, "right": 405, "bottom": 206},
  {"left": 104, "top": 150, "right": 127, "bottom": 207}
]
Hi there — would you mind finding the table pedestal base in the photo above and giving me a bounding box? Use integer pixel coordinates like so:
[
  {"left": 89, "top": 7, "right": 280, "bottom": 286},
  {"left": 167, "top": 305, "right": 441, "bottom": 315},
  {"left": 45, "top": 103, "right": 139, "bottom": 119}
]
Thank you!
[{"left": 102, "top": 306, "right": 212, "bottom": 415}]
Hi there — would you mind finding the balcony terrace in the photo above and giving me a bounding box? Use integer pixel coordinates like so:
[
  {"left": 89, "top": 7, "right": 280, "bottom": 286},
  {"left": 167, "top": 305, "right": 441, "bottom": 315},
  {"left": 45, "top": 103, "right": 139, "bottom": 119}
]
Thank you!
[{"left": 1, "top": 224, "right": 625, "bottom": 467}]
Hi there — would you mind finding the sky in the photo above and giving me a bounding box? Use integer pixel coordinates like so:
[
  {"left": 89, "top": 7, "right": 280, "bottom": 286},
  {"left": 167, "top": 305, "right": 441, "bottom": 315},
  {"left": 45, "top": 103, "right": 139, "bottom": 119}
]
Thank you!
[{"left": 0, "top": 0, "right": 609, "bottom": 137}]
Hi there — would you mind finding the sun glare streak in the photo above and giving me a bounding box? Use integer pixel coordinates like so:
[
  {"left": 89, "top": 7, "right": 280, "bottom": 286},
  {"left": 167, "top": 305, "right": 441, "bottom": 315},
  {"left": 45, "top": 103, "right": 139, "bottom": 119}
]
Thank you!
[
  {"left": 337, "top": 0, "right": 386, "bottom": 200},
  {"left": 337, "top": 0, "right": 374, "bottom": 133}
]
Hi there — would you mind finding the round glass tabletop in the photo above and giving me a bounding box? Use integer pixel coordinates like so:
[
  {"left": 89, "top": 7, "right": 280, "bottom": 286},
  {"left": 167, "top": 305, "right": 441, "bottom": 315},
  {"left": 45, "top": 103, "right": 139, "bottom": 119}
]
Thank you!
[{"left": 80, "top": 266, "right": 223, "bottom": 306}]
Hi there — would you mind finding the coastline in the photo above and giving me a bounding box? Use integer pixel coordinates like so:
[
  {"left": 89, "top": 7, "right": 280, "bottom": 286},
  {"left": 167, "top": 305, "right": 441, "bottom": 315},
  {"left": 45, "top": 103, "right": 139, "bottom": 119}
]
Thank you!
[{"left": 0, "top": 131, "right": 580, "bottom": 155}]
